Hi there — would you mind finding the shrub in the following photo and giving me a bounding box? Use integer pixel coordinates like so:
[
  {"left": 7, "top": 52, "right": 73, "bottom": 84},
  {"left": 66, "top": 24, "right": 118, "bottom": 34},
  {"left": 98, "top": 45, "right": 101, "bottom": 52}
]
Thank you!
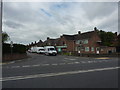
[{"left": 3, "top": 43, "right": 27, "bottom": 54}]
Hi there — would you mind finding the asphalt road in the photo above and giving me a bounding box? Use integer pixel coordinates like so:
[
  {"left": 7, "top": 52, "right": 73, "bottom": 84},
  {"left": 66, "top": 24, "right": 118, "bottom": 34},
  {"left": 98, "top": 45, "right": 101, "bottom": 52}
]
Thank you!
[{"left": 1, "top": 52, "right": 119, "bottom": 88}]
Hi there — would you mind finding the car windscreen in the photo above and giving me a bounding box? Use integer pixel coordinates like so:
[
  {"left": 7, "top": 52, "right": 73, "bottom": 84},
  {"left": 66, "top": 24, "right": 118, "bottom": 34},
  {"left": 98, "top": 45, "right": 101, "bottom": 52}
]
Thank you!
[
  {"left": 49, "top": 48, "right": 55, "bottom": 50},
  {"left": 39, "top": 49, "right": 44, "bottom": 51}
]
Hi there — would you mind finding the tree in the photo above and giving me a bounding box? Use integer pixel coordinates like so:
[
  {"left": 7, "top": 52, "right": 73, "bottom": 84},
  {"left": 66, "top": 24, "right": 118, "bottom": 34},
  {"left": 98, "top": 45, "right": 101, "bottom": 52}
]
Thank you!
[
  {"left": 98, "top": 30, "right": 116, "bottom": 46},
  {"left": 2, "top": 31, "right": 10, "bottom": 43}
]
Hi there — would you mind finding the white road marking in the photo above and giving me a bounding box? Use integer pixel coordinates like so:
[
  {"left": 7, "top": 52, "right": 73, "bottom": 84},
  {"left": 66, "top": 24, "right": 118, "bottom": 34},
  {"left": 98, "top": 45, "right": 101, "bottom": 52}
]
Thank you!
[
  {"left": 22, "top": 65, "right": 30, "bottom": 68},
  {"left": 87, "top": 61, "right": 93, "bottom": 63},
  {"left": 10, "top": 61, "right": 15, "bottom": 64},
  {"left": 51, "top": 64, "right": 58, "bottom": 66},
  {"left": 69, "top": 59, "right": 76, "bottom": 61},
  {"left": 32, "top": 64, "right": 40, "bottom": 67},
  {"left": 81, "top": 61, "right": 86, "bottom": 63},
  {"left": 42, "top": 64, "right": 49, "bottom": 66},
  {"left": 74, "top": 62, "right": 80, "bottom": 64},
  {"left": 75, "top": 57, "right": 79, "bottom": 58},
  {"left": 11, "top": 66, "right": 20, "bottom": 68},
  {"left": 64, "top": 58, "right": 69, "bottom": 59},
  {"left": 67, "top": 62, "right": 74, "bottom": 64},
  {"left": 1, "top": 67, "right": 119, "bottom": 82},
  {"left": 93, "top": 61, "right": 97, "bottom": 63},
  {"left": 59, "top": 63, "right": 65, "bottom": 65}
]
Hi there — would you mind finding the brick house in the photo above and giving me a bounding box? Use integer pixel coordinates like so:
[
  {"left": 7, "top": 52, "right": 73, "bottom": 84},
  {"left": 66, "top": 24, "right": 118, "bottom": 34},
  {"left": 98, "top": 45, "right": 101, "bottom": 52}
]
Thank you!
[
  {"left": 74, "top": 30, "right": 101, "bottom": 54},
  {"left": 28, "top": 40, "right": 43, "bottom": 49},
  {"left": 59, "top": 30, "right": 116, "bottom": 54},
  {"left": 28, "top": 29, "right": 117, "bottom": 54}
]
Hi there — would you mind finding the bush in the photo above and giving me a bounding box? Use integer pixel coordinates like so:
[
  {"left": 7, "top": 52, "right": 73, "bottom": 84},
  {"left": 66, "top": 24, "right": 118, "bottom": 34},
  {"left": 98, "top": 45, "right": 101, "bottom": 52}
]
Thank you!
[{"left": 3, "top": 43, "right": 27, "bottom": 54}]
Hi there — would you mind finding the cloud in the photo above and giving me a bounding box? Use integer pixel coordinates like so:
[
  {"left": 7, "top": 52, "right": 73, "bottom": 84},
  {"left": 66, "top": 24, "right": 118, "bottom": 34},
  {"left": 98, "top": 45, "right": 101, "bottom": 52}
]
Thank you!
[
  {"left": 3, "top": 20, "right": 25, "bottom": 29},
  {"left": 2, "top": 2, "right": 118, "bottom": 45}
]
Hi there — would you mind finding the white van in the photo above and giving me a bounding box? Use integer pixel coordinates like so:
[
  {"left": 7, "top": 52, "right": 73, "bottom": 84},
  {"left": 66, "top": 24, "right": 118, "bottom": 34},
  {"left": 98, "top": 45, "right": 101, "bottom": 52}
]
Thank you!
[
  {"left": 36, "top": 47, "right": 45, "bottom": 54},
  {"left": 44, "top": 46, "right": 57, "bottom": 56},
  {"left": 30, "top": 46, "right": 37, "bottom": 53}
]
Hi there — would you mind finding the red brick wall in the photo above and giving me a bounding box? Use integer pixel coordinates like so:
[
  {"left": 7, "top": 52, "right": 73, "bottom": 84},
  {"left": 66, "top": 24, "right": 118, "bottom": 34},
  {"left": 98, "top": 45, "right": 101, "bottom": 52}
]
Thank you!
[
  {"left": 74, "top": 32, "right": 101, "bottom": 54},
  {"left": 59, "top": 37, "right": 74, "bottom": 52},
  {"left": 3, "top": 53, "right": 28, "bottom": 62},
  {"left": 66, "top": 40, "right": 74, "bottom": 52}
]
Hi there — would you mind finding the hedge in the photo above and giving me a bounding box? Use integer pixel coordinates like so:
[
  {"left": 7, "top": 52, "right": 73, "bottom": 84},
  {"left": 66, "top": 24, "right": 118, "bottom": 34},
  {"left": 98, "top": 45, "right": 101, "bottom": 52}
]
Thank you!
[{"left": 3, "top": 43, "right": 27, "bottom": 54}]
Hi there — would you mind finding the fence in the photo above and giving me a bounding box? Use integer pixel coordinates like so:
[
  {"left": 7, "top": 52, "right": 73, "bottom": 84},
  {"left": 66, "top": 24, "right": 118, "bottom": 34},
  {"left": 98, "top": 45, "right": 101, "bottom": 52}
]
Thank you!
[{"left": 2, "top": 43, "right": 27, "bottom": 62}]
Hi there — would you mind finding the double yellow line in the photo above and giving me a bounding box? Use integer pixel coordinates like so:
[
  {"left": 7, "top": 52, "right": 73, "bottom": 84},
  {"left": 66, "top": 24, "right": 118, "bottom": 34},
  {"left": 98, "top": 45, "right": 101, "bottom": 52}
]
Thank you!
[
  {"left": 0, "top": 62, "right": 10, "bottom": 65},
  {"left": 95, "top": 57, "right": 110, "bottom": 59}
]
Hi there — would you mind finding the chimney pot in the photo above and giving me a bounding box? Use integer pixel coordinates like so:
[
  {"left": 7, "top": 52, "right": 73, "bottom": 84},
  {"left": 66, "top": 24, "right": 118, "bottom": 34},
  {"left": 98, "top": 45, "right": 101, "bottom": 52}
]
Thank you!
[
  {"left": 47, "top": 37, "right": 50, "bottom": 40},
  {"left": 78, "top": 31, "right": 81, "bottom": 34}
]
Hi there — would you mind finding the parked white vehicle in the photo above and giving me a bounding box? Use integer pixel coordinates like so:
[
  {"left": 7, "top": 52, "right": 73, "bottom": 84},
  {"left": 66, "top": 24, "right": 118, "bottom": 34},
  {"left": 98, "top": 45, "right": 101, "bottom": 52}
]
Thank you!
[
  {"left": 36, "top": 47, "right": 45, "bottom": 54},
  {"left": 30, "top": 46, "right": 38, "bottom": 53},
  {"left": 28, "top": 46, "right": 38, "bottom": 53},
  {"left": 44, "top": 46, "right": 57, "bottom": 56}
]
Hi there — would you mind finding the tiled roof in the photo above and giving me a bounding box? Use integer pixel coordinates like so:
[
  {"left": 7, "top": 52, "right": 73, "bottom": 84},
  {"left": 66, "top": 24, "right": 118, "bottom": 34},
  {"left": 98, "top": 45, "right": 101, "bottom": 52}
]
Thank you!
[
  {"left": 74, "top": 31, "right": 95, "bottom": 40},
  {"left": 62, "top": 31, "right": 96, "bottom": 40},
  {"left": 62, "top": 34, "right": 75, "bottom": 40}
]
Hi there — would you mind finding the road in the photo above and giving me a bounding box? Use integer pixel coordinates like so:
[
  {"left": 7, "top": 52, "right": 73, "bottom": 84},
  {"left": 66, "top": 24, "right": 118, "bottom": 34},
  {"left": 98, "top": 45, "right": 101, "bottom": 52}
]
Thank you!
[{"left": 1, "top": 53, "right": 119, "bottom": 88}]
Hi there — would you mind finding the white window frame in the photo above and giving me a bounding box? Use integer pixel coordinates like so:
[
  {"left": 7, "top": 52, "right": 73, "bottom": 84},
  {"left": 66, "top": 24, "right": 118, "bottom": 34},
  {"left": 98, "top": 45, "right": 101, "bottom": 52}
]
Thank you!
[
  {"left": 91, "top": 47, "right": 94, "bottom": 51},
  {"left": 83, "top": 39, "right": 88, "bottom": 44},
  {"left": 85, "top": 47, "right": 89, "bottom": 52}
]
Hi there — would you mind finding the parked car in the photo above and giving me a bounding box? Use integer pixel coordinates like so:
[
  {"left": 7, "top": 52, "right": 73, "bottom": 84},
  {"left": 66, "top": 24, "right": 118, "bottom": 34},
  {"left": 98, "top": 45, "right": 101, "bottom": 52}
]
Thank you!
[
  {"left": 36, "top": 47, "right": 45, "bottom": 54},
  {"left": 44, "top": 46, "right": 57, "bottom": 56}
]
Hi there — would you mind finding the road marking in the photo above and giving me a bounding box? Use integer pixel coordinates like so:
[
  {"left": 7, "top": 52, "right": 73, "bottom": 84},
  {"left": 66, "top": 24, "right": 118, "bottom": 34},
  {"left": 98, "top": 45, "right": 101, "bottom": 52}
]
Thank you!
[
  {"left": 95, "top": 57, "right": 110, "bottom": 59},
  {"left": 1, "top": 67, "right": 119, "bottom": 82},
  {"left": 69, "top": 59, "right": 76, "bottom": 61},
  {"left": 81, "top": 61, "right": 86, "bottom": 63},
  {"left": 32, "top": 64, "right": 40, "bottom": 67},
  {"left": 75, "top": 57, "right": 79, "bottom": 58},
  {"left": 87, "top": 61, "right": 93, "bottom": 63},
  {"left": 74, "top": 62, "right": 80, "bottom": 64},
  {"left": 42, "top": 64, "right": 49, "bottom": 66},
  {"left": 11, "top": 66, "right": 20, "bottom": 68},
  {"left": 64, "top": 58, "right": 69, "bottom": 59},
  {"left": 67, "top": 62, "right": 74, "bottom": 64},
  {"left": 9, "top": 61, "right": 15, "bottom": 64},
  {"left": 92, "top": 61, "right": 97, "bottom": 63},
  {"left": 51, "top": 64, "right": 58, "bottom": 66},
  {"left": 59, "top": 63, "right": 65, "bottom": 65},
  {"left": 22, "top": 65, "right": 30, "bottom": 68}
]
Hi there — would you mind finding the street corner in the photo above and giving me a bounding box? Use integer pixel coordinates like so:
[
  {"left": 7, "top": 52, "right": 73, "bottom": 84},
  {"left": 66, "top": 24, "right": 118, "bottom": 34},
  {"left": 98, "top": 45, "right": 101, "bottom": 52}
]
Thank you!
[{"left": 95, "top": 57, "right": 111, "bottom": 60}]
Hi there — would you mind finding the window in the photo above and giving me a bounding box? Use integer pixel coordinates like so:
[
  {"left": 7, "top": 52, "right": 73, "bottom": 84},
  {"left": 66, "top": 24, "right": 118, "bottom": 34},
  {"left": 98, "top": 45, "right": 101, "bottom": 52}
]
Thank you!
[
  {"left": 101, "top": 49, "right": 104, "bottom": 51},
  {"left": 76, "top": 40, "right": 79, "bottom": 44},
  {"left": 50, "top": 48, "right": 55, "bottom": 50},
  {"left": 76, "top": 40, "right": 83, "bottom": 44},
  {"left": 75, "top": 47, "right": 78, "bottom": 51},
  {"left": 85, "top": 47, "right": 89, "bottom": 52},
  {"left": 91, "top": 47, "right": 94, "bottom": 51},
  {"left": 83, "top": 39, "right": 88, "bottom": 44}
]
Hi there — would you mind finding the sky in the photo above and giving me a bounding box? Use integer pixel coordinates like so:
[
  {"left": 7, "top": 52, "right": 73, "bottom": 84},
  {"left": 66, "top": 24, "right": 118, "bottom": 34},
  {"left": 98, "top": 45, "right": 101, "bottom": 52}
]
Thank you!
[{"left": 2, "top": 1, "right": 118, "bottom": 45}]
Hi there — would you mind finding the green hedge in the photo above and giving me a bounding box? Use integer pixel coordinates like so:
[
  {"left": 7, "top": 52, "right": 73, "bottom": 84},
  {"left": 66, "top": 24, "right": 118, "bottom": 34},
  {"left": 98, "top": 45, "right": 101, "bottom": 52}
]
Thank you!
[{"left": 3, "top": 43, "right": 27, "bottom": 54}]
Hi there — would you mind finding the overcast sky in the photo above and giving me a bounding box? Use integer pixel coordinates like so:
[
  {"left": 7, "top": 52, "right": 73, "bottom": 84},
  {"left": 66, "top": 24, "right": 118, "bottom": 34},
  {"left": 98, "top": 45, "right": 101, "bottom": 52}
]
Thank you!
[{"left": 2, "top": 1, "right": 118, "bottom": 45}]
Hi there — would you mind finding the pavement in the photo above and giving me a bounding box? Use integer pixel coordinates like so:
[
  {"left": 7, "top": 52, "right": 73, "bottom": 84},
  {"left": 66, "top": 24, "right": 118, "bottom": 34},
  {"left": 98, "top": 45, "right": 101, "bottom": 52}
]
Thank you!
[{"left": 1, "top": 53, "right": 119, "bottom": 88}]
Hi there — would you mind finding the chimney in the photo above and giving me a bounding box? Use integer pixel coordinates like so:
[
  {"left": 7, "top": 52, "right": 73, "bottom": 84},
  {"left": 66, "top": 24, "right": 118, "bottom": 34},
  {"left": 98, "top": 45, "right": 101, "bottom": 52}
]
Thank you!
[
  {"left": 115, "top": 32, "right": 117, "bottom": 36},
  {"left": 60, "top": 35, "right": 63, "bottom": 38},
  {"left": 47, "top": 37, "right": 50, "bottom": 40},
  {"left": 78, "top": 31, "right": 81, "bottom": 34},
  {"left": 94, "top": 27, "right": 98, "bottom": 31},
  {"left": 35, "top": 41, "right": 36, "bottom": 44}
]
